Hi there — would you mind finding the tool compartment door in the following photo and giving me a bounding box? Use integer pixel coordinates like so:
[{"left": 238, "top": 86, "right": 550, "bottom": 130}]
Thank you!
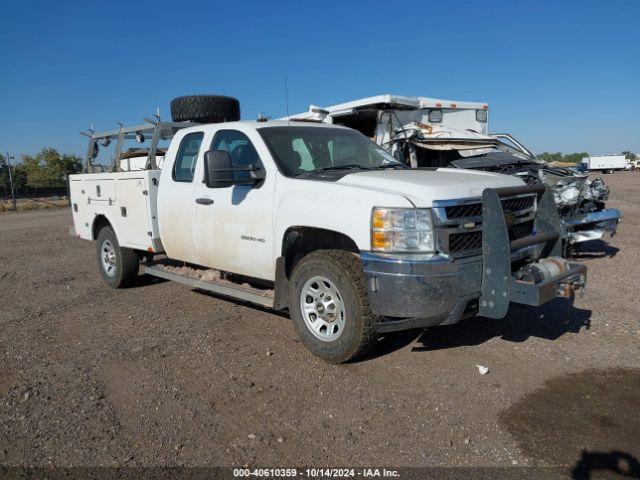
[
  {"left": 116, "top": 176, "right": 152, "bottom": 249},
  {"left": 85, "top": 179, "right": 117, "bottom": 205},
  {"left": 69, "top": 179, "right": 92, "bottom": 239}
]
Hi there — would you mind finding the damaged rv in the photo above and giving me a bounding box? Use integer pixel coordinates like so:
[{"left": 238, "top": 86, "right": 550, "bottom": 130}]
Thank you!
[{"left": 287, "top": 95, "right": 620, "bottom": 246}]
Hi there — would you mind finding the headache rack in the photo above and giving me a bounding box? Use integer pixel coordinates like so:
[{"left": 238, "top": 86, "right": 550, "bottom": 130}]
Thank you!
[
  {"left": 433, "top": 184, "right": 585, "bottom": 319},
  {"left": 80, "top": 111, "right": 197, "bottom": 173}
]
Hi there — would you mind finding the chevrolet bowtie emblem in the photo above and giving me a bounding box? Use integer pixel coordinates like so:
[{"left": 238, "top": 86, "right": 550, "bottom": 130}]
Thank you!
[{"left": 504, "top": 212, "right": 515, "bottom": 225}]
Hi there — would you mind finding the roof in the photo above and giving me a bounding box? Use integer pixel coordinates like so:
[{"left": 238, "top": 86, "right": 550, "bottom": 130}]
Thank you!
[
  {"left": 284, "top": 94, "right": 488, "bottom": 120},
  {"left": 175, "top": 119, "right": 351, "bottom": 135}
]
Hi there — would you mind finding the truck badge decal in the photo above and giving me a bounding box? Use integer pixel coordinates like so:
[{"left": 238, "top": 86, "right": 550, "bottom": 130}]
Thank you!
[{"left": 241, "top": 235, "right": 266, "bottom": 243}]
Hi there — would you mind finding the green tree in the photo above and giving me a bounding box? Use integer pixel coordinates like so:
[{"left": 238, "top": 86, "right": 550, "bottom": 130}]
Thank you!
[
  {"left": 537, "top": 152, "right": 589, "bottom": 164},
  {"left": 11, "top": 163, "right": 27, "bottom": 189},
  {"left": 622, "top": 150, "right": 637, "bottom": 161},
  {"left": 563, "top": 152, "right": 589, "bottom": 163},
  {"left": 20, "top": 148, "right": 82, "bottom": 187},
  {"left": 0, "top": 153, "right": 6, "bottom": 185},
  {"left": 537, "top": 152, "right": 563, "bottom": 163}
]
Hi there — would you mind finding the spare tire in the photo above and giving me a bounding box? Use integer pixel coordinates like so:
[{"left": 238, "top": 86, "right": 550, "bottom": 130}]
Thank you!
[{"left": 170, "top": 95, "right": 240, "bottom": 123}]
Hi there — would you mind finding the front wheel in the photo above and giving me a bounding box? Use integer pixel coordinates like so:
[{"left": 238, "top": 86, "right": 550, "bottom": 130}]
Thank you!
[
  {"left": 96, "top": 226, "right": 139, "bottom": 288},
  {"left": 288, "top": 250, "right": 378, "bottom": 363}
]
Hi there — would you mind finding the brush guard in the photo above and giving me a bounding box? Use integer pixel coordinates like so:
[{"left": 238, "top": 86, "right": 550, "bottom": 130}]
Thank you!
[{"left": 479, "top": 184, "right": 587, "bottom": 319}]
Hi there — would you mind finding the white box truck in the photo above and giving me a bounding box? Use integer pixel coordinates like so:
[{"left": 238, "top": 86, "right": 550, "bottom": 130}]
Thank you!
[{"left": 580, "top": 155, "right": 628, "bottom": 173}]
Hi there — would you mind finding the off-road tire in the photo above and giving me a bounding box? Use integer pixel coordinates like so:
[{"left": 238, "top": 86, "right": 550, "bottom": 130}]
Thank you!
[
  {"left": 288, "top": 250, "right": 378, "bottom": 363},
  {"left": 96, "top": 226, "right": 139, "bottom": 288},
  {"left": 170, "top": 95, "right": 240, "bottom": 123}
]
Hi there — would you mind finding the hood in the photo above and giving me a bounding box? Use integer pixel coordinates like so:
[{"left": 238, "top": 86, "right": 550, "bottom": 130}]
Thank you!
[
  {"left": 337, "top": 168, "right": 524, "bottom": 207},
  {"left": 450, "top": 151, "right": 539, "bottom": 169}
]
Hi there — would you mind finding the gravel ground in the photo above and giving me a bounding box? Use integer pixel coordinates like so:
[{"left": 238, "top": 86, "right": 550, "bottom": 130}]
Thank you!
[{"left": 0, "top": 173, "right": 638, "bottom": 475}]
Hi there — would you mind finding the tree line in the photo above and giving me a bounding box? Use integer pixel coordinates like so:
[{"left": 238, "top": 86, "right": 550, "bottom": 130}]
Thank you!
[
  {"left": 1, "top": 147, "right": 637, "bottom": 186},
  {"left": 0, "top": 148, "right": 83, "bottom": 189},
  {"left": 537, "top": 151, "right": 637, "bottom": 164}
]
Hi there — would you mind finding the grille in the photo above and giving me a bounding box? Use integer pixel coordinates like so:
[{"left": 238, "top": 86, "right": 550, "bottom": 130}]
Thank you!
[
  {"left": 448, "top": 231, "right": 482, "bottom": 252},
  {"left": 445, "top": 203, "right": 483, "bottom": 219},
  {"left": 508, "top": 220, "right": 534, "bottom": 241},
  {"left": 447, "top": 220, "right": 534, "bottom": 253},
  {"left": 444, "top": 195, "right": 535, "bottom": 220},
  {"left": 501, "top": 196, "right": 535, "bottom": 212},
  {"left": 438, "top": 194, "right": 536, "bottom": 256}
]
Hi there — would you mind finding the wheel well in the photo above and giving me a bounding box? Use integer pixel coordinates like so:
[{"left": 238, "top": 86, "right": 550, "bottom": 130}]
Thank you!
[
  {"left": 92, "top": 215, "right": 112, "bottom": 240},
  {"left": 281, "top": 227, "right": 359, "bottom": 277}
]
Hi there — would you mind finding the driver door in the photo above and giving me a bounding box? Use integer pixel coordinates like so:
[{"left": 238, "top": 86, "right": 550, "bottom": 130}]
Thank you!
[{"left": 192, "top": 129, "right": 275, "bottom": 280}]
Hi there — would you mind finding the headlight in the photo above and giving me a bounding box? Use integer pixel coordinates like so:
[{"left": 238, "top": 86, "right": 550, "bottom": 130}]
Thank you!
[{"left": 371, "top": 207, "right": 434, "bottom": 252}]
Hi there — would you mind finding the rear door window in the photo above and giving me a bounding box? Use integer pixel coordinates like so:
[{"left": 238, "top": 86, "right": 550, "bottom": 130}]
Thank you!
[{"left": 173, "top": 132, "right": 204, "bottom": 182}]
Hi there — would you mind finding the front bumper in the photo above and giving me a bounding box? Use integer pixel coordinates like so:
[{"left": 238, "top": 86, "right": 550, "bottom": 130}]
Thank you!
[
  {"left": 363, "top": 251, "right": 586, "bottom": 333},
  {"left": 563, "top": 208, "right": 621, "bottom": 244},
  {"left": 362, "top": 252, "right": 483, "bottom": 332},
  {"left": 364, "top": 184, "right": 587, "bottom": 333}
]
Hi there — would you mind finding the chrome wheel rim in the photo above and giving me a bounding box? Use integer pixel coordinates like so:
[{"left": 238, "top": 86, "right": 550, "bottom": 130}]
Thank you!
[
  {"left": 101, "top": 239, "right": 117, "bottom": 277},
  {"left": 300, "top": 275, "right": 346, "bottom": 342}
]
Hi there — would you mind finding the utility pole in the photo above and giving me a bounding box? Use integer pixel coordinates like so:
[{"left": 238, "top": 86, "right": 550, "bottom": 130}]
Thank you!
[{"left": 5, "top": 152, "right": 17, "bottom": 211}]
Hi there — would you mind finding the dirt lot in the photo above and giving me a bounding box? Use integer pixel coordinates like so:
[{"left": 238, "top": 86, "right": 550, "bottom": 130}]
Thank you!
[{"left": 1, "top": 173, "right": 639, "bottom": 476}]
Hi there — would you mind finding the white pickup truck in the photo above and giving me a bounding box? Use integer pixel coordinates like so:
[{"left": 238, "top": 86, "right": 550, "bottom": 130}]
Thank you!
[{"left": 70, "top": 95, "right": 587, "bottom": 363}]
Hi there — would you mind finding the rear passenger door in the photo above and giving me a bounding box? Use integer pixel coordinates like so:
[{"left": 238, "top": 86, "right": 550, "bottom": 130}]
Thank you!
[{"left": 192, "top": 129, "right": 275, "bottom": 280}]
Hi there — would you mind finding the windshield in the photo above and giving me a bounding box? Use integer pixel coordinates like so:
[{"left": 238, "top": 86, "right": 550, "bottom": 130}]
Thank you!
[{"left": 258, "top": 126, "right": 402, "bottom": 177}]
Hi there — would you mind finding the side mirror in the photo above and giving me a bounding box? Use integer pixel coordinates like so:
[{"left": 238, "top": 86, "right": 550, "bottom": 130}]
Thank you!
[
  {"left": 203, "top": 150, "right": 266, "bottom": 188},
  {"left": 204, "top": 150, "right": 233, "bottom": 188}
]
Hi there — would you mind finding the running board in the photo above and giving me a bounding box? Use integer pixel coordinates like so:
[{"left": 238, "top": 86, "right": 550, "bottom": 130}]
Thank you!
[{"left": 143, "top": 264, "right": 274, "bottom": 308}]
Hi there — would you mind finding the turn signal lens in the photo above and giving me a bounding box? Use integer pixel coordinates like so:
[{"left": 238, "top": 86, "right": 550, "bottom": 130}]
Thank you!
[
  {"left": 372, "top": 231, "right": 390, "bottom": 250},
  {"left": 372, "top": 209, "right": 387, "bottom": 229}
]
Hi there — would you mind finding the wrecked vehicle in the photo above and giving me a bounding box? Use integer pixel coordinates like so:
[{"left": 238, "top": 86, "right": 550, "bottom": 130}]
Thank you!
[
  {"left": 287, "top": 94, "right": 620, "bottom": 247},
  {"left": 70, "top": 95, "right": 586, "bottom": 363}
]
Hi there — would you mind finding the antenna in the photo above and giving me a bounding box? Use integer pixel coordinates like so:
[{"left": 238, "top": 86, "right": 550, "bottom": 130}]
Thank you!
[{"left": 284, "top": 76, "right": 290, "bottom": 124}]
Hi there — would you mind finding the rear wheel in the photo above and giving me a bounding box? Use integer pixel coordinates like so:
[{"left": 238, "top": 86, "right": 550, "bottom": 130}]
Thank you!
[
  {"left": 96, "top": 226, "right": 139, "bottom": 288},
  {"left": 288, "top": 250, "right": 377, "bottom": 363}
]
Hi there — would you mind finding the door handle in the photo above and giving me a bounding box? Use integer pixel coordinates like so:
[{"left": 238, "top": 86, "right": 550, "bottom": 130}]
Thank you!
[{"left": 195, "top": 197, "right": 214, "bottom": 205}]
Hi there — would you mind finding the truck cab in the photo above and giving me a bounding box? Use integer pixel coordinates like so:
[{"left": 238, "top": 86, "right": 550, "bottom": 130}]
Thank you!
[{"left": 70, "top": 96, "right": 587, "bottom": 363}]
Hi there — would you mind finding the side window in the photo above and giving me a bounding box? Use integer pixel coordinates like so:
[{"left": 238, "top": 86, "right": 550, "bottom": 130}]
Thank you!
[
  {"left": 173, "top": 132, "right": 204, "bottom": 182},
  {"left": 211, "top": 130, "right": 262, "bottom": 181}
]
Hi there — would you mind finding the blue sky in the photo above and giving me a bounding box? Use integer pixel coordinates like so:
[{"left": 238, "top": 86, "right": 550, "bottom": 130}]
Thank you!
[{"left": 1, "top": 0, "right": 638, "bottom": 160}]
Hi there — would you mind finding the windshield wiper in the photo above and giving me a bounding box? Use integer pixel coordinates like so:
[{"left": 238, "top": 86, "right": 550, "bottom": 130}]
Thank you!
[
  {"left": 371, "top": 163, "right": 408, "bottom": 169},
  {"left": 311, "top": 164, "right": 373, "bottom": 173},
  {"left": 293, "top": 163, "right": 407, "bottom": 178}
]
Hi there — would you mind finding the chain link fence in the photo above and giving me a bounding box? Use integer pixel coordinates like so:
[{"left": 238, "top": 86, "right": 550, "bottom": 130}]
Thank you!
[{"left": 1, "top": 179, "right": 70, "bottom": 211}]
